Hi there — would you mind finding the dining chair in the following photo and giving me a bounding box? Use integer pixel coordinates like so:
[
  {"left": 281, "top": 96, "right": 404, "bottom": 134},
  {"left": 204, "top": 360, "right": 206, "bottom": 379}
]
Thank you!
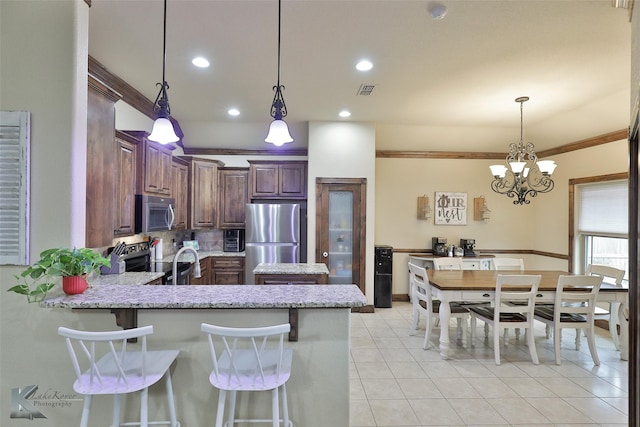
[
  {"left": 409, "top": 262, "right": 470, "bottom": 349},
  {"left": 469, "top": 274, "right": 541, "bottom": 365},
  {"left": 58, "top": 325, "right": 180, "bottom": 427},
  {"left": 533, "top": 274, "right": 603, "bottom": 365},
  {"left": 491, "top": 258, "right": 525, "bottom": 271},
  {"left": 586, "top": 264, "right": 625, "bottom": 350},
  {"left": 200, "top": 322, "right": 294, "bottom": 427}
]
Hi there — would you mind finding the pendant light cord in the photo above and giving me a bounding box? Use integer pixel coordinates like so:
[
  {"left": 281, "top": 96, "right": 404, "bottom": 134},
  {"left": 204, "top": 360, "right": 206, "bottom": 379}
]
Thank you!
[
  {"left": 162, "top": 0, "right": 168, "bottom": 85},
  {"left": 277, "top": 0, "right": 282, "bottom": 86}
]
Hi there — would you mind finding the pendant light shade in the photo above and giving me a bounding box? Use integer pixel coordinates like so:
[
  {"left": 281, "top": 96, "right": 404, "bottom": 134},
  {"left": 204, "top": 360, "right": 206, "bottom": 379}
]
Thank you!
[
  {"left": 265, "top": 120, "right": 293, "bottom": 146},
  {"left": 265, "top": 0, "right": 293, "bottom": 146},
  {"left": 148, "top": 0, "right": 179, "bottom": 145}
]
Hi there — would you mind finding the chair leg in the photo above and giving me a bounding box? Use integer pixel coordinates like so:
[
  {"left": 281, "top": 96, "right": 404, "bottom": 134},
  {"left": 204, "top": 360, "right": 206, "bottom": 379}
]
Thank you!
[
  {"left": 503, "top": 328, "right": 509, "bottom": 347},
  {"left": 610, "top": 302, "right": 621, "bottom": 350},
  {"left": 80, "top": 395, "right": 92, "bottom": 427},
  {"left": 424, "top": 313, "right": 434, "bottom": 349},
  {"left": 586, "top": 325, "right": 601, "bottom": 366},
  {"left": 575, "top": 328, "right": 582, "bottom": 351},
  {"left": 545, "top": 324, "right": 551, "bottom": 339},
  {"left": 281, "top": 383, "right": 290, "bottom": 427},
  {"left": 228, "top": 390, "right": 237, "bottom": 427},
  {"left": 493, "top": 323, "right": 502, "bottom": 365},
  {"left": 410, "top": 305, "right": 420, "bottom": 334},
  {"left": 271, "top": 388, "right": 279, "bottom": 427},
  {"left": 526, "top": 323, "right": 539, "bottom": 365},
  {"left": 140, "top": 387, "right": 149, "bottom": 427},
  {"left": 484, "top": 322, "right": 489, "bottom": 339},
  {"left": 164, "top": 371, "right": 178, "bottom": 427},
  {"left": 215, "top": 390, "right": 227, "bottom": 427},
  {"left": 113, "top": 394, "right": 121, "bottom": 427},
  {"left": 553, "top": 326, "right": 562, "bottom": 365},
  {"left": 470, "top": 316, "right": 476, "bottom": 347}
]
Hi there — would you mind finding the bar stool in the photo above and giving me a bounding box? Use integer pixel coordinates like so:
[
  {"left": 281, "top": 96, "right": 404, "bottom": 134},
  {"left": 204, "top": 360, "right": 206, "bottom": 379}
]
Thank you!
[
  {"left": 201, "top": 322, "right": 293, "bottom": 427},
  {"left": 58, "top": 325, "right": 180, "bottom": 427}
]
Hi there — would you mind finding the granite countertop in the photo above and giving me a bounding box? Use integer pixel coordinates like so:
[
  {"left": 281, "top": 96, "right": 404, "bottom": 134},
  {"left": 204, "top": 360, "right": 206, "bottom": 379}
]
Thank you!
[
  {"left": 159, "top": 250, "right": 245, "bottom": 263},
  {"left": 89, "top": 272, "right": 165, "bottom": 286},
  {"left": 253, "top": 263, "right": 330, "bottom": 275},
  {"left": 40, "top": 284, "right": 366, "bottom": 309}
]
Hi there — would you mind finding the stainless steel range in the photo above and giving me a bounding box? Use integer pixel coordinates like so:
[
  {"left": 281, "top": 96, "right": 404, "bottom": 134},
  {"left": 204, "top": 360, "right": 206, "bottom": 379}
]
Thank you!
[{"left": 109, "top": 242, "right": 192, "bottom": 285}]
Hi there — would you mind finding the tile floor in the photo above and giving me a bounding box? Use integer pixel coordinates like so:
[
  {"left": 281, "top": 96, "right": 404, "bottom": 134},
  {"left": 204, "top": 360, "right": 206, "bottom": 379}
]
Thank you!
[{"left": 349, "top": 301, "right": 628, "bottom": 427}]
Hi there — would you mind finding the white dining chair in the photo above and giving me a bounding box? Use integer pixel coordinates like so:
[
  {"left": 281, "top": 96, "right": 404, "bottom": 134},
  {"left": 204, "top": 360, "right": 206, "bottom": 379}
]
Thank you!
[
  {"left": 586, "top": 264, "right": 625, "bottom": 350},
  {"left": 58, "top": 325, "right": 180, "bottom": 427},
  {"left": 491, "top": 258, "right": 525, "bottom": 271},
  {"left": 201, "top": 322, "right": 294, "bottom": 427},
  {"left": 409, "top": 262, "right": 470, "bottom": 349},
  {"left": 469, "top": 274, "right": 541, "bottom": 365},
  {"left": 534, "top": 274, "right": 603, "bottom": 365}
]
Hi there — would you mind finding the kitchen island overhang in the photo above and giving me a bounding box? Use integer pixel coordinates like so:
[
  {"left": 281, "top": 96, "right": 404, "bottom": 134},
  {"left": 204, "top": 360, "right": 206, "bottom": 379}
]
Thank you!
[{"left": 39, "top": 283, "right": 366, "bottom": 427}]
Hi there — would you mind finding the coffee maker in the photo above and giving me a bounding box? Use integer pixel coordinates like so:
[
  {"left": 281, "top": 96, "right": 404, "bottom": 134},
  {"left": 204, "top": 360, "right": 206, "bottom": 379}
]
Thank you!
[
  {"left": 460, "top": 239, "right": 477, "bottom": 257},
  {"left": 432, "top": 237, "right": 448, "bottom": 257}
]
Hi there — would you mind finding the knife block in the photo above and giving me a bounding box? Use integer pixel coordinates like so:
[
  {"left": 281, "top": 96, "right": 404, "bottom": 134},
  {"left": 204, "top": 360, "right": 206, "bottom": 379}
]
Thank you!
[{"left": 100, "top": 253, "right": 125, "bottom": 275}]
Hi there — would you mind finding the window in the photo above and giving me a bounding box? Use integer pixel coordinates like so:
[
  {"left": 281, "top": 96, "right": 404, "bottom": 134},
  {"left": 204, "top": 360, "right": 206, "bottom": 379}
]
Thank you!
[
  {"left": 0, "top": 111, "right": 30, "bottom": 265},
  {"left": 575, "top": 179, "right": 628, "bottom": 282}
]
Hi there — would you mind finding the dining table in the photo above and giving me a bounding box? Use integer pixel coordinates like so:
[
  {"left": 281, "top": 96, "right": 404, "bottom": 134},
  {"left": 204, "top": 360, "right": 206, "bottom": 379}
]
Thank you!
[{"left": 428, "top": 269, "right": 629, "bottom": 360}]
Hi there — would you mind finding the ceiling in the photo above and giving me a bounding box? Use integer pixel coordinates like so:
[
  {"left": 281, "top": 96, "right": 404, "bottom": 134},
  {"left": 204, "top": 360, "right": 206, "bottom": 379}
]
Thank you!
[{"left": 88, "top": 1, "right": 633, "bottom": 153}]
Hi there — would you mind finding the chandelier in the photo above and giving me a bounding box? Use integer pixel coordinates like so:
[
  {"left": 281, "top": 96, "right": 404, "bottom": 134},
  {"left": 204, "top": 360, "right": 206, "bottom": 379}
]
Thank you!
[
  {"left": 264, "top": 0, "right": 293, "bottom": 146},
  {"left": 489, "top": 96, "right": 557, "bottom": 205}
]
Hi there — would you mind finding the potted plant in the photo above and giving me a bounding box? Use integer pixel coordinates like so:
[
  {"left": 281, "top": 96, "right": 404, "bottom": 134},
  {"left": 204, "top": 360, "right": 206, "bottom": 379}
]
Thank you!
[{"left": 8, "top": 247, "right": 111, "bottom": 302}]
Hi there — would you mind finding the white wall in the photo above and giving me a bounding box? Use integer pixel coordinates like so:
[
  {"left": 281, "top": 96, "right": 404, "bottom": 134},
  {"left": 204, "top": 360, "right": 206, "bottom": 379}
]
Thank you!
[{"left": 308, "top": 121, "right": 376, "bottom": 304}]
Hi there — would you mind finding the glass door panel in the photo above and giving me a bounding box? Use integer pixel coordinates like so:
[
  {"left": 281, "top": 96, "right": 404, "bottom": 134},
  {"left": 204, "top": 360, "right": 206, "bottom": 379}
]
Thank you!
[{"left": 328, "top": 191, "right": 353, "bottom": 284}]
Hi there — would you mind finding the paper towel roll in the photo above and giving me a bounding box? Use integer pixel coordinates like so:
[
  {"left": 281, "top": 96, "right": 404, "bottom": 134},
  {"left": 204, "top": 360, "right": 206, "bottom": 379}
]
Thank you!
[{"left": 155, "top": 239, "right": 163, "bottom": 260}]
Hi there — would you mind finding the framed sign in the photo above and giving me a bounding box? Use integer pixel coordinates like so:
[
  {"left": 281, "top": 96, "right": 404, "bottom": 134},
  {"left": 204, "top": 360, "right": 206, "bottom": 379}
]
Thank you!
[{"left": 435, "top": 192, "right": 467, "bottom": 225}]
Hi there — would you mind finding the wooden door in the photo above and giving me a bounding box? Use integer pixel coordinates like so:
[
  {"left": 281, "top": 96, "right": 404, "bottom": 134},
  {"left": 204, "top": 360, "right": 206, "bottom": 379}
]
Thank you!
[
  {"left": 316, "top": 178, "right": 366, "bottom": 293},
  {"left": 218, "top": 168, "right": 249, "bottom": 228},
  {"left": 114, "top": 133, "right": 137, "bottom": 236},
  {"left": 190, "top": 159, "right": 218, "bottom": 228},
  {"left": 171, "top": 158, "right": 189, "bottom": 230}
]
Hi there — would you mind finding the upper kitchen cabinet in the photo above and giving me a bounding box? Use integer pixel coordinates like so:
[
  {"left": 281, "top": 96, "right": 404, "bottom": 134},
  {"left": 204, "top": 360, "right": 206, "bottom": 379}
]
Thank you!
[
  {"left": 170, "top": 156, "right": 189, "bottom": 230},
  {"left": 113, "top": 131, "right": 139, "bottom": 237},
  {"left": 141, "top": 138, "right": 173, "bottom": 196},
  {"left": 218, "top": 167, "right": 249, "bottom": 229},
  {"left": 86, "top": 76, "right": 121, "bottom": 247},
  {"left": 184, "top": 157, "right": 223, "bottom": 229},
  {"left": 248, "top": 161, "right": 307, "bottom": 199}
]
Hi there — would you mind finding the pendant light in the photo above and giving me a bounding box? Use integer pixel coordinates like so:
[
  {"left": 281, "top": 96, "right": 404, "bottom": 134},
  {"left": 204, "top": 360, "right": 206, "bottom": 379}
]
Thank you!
[
  {"left": 148, "top": 0, "right": 179, "bottom": 145},
  {"left": 265, "top": 0, "right": 293, "bottom": 146}
]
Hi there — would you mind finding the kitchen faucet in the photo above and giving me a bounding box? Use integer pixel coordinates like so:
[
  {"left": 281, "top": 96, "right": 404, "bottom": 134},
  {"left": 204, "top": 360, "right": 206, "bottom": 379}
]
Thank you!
[{"left": 172, "top": 246, "right": 201, "bottom": 285}]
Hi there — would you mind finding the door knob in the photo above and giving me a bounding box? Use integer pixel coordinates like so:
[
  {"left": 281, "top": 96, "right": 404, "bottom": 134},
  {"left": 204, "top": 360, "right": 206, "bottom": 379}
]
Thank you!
[{"left": 322, "top": 251, "right": 328, "bottom": 258}]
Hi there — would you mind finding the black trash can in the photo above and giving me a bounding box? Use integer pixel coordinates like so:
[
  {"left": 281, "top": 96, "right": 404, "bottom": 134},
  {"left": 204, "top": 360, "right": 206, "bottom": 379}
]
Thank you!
[{"left": 374, "top": 245, "right": 393, "bottom": 308}]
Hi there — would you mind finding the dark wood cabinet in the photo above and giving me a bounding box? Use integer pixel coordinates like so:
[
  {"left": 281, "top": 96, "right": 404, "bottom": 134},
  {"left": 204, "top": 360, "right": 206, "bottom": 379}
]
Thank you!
[
  {"left": 114, "top": 131, "right": 138, "bottom": 237},
  {"left": 190, "top": 257, "right": 210, "bottom": 285},
  {"left": 171, "top": 157, "right": 189, "bottom": 230},
  {"left": 254, "top": 273, "right": 328, "bottom": 285},
  {"left": 141, "top": 138, "right": 172, "bottom": 196},
  {"left": 218, "top": 168, "right": 249, "bottom": 229},
  {"left": 211, "top": 257, "right": 245, "bottom": 285},
  {"left": 188, "top": 158, "right": 222, "bottom": 229},
  {"left": 248, "top": 161, "right": 307, "bottom": 199},
  {"left": 315, "top": 178, "right": 367, "bottom": 294},
  {"left": 86, "top": 76, "right": 121, "bottom": 247}
]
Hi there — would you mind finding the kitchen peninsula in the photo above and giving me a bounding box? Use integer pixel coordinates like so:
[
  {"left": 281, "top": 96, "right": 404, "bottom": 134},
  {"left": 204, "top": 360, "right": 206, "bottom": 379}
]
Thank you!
[
  {"left": 40, "top": 283, "right": 365, "bottom": 427},
  {"left": 253, "top": 262, "right": 330, "bottom": 284}
]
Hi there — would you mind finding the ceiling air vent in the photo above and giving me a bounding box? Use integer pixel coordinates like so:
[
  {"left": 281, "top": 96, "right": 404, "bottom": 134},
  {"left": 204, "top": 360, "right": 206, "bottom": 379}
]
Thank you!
[{"left": 357, "top": 84, "right": 375, "bottom": 96}]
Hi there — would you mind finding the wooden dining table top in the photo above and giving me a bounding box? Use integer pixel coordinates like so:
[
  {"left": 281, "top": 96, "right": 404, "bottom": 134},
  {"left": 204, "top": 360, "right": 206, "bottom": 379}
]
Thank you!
[{"left": 428, "top": 269, "right": 628, "bottom": 292}]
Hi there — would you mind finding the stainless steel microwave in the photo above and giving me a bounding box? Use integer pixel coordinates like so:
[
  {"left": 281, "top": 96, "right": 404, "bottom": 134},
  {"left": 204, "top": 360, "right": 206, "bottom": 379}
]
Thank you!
[{"left": 135, "top": 195, "right": 175, "bottom": 233}]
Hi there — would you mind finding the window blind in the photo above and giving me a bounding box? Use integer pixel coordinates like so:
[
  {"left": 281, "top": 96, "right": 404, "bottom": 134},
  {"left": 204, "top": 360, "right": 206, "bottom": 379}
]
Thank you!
[
  {"left": 0, "top": 111, "right": 30, "bottom": 265},
  {"left": 577, "top": 180, "right": 628, "bottom": 236}
]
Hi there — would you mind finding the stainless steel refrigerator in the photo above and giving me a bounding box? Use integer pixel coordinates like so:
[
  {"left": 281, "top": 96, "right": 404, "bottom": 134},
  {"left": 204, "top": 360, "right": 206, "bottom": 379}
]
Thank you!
[{"left": 245, "top": 203, "right": 300, "bottom": 284}]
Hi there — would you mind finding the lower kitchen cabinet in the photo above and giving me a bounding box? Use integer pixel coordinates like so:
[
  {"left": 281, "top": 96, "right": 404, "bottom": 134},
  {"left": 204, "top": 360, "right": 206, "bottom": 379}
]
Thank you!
[
  {"left": 190, "top": 257, "right": 211, "bottom": 285},
  {"left": 254, "top": 273, "right": 328, "bottom": 285},
  {"left": 211, "top": 257, "right": 245, "bottom": 285}
]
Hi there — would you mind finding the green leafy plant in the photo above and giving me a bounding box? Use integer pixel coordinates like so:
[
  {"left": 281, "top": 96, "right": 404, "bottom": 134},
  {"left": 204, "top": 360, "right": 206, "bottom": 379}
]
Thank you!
[{"left": 8, "top": 247, "right": 110, "bottom": 302}]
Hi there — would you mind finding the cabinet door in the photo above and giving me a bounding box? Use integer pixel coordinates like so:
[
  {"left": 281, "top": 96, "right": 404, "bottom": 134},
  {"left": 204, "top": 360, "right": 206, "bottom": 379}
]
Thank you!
[
  {"left": 191, "top": 159, "right": 218, "bottom": 228},
  {"left": 114, "top": 136, "right": 137, "bottom": 236},
  {"left": 143, "top": 139, "right": 172, "bottom": 195},
  {"left": 279, "top": 163, "right": 307, "bottom": 198},
  {"left": 218, "top": 168, "right": 248, "bottom": 228},
  {"left": 250, "top": 164, "right": 279, "bottom": 198},
  {"left": 171, "top": 159, "right": 189, "bottom": 230},
  {"left": 191, "top": 257, "right": 210, "bottom": 285},
  {"left": 211, "top": 257, "right": 245, "bottom": 284},
  {"left": 316, "top": 178, "right": 367, "bottom": 293}
]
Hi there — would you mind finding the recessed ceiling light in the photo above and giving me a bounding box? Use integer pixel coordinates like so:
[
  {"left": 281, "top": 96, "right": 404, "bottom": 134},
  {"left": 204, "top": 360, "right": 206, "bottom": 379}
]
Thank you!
[
  {"left": 339, "top": 110, "right": 351, "bottom": 118},
  {"left": 355, "top": 60, "right": 373, "bottom": 72},
  {"left": 192, "top": 57, "right": 210, "bottom": 68},
  {"left": 427, "top": 2, "right": 447, "bottom": 20},
  {"left": 228, "top": 108, "right": 240, "bottom": 116}
]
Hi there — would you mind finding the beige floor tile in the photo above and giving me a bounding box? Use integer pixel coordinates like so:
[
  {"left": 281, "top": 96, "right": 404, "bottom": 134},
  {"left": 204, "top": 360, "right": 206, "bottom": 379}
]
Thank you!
[
  {"left": 351, "top": 347, "right": 385, "bottom": 363},
  {"left": 396, "top": 378, "right": 443, "bottom": 399},
  {"left": 501, "top": 377, "right": 555, "bottom": 398},
  {"left": 419, "top": 361, "right": 463, "bottom": 378},
  {"left": 360, "top": 378, "right": 403, "bottom": 400},
  {"left": 409, "top": 398, "right": 464, "bottom": 425},
  {"left": 349, "top": 399, "right": 376, "bottom": 427},
  {"left": 386, "top": 361, "right": 428, "bottom": 379},
  {"left": 540, "top": 376, "right": 596, "bottom": 397},
  {"left": 432, "top": 378, "right": 483, "bottom": 399},
  {"left": 525, "top": 397, "right": 594, "bottom": 424},
  {"left": 466, "top": 377, "right": 519, "bottom": 398},
  {"left": 563, "top": 397, "right": 628, "bottom": 424},
  {"left": 368, "top": 399, "right": 420, "bottom": 426},
  {"left": 486, "top": 397, "right": 551, "bottom": 424},
  {"left": 354, "top": 361, "right": 394, "bottom": 379},
  {"left": 350, "top": 377, "right": 366, "bottom": 400},
  {"left": 379, "top": 347, "right": 415, "bottom": 362},
  {"left": 602, "top": 397, "right": 628, "bottom": 414},
  {"left": 446, "top": 398, "right": 509, "bottom": 425}
]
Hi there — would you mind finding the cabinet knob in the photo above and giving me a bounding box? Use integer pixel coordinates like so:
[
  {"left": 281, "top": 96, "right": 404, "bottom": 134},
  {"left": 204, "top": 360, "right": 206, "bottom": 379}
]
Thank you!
[{"left": 322, "top": 251, "right": 328, "bottom": 258}]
